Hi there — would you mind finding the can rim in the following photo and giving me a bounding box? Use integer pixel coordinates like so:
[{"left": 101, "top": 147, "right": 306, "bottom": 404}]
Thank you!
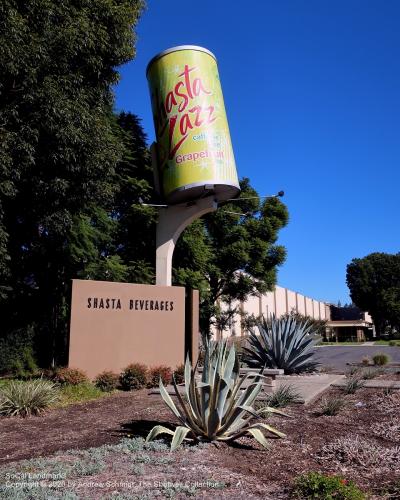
[
  {"left": 165, "top": 181, "right": 240, "bottom": 205},
  {"left": 146, "top": 45, "right": 216, "bottom": 76}
]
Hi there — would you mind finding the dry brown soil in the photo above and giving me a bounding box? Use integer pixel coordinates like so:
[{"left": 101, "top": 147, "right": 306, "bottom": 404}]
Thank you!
[{"left": 1, "top": 387, "right": 399, "bottom": 498}]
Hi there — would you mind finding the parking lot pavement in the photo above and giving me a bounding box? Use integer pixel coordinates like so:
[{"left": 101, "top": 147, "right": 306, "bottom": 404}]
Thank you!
[{"left": 314, "top": 345, "right": 400, "bottom": 372}]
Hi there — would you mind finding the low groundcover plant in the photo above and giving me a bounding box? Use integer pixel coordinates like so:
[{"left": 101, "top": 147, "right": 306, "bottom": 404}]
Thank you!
[
  {"left": 317, "top": 396, "right": 346, "bottom": 416},
  {"left": 266, "top": 384, "right": 302, "bottom": 408},
  {"left": 293, "top": 471, "right": 366, "bottom": 499},
  {"left": 146, "top": 341, "right": 287, "bottom": 450},
  {"left": 343, "top": 377, "right": 365, "bottom": 394}
]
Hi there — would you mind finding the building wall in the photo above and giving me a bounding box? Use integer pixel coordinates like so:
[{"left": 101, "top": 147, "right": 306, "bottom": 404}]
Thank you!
[
  {"left": 275, "top": 287, "right": 287, "bottom": 317},
  {"left": 243, "top": 294, "right": 261, "bottom": 318},
  {"left": 287, "top": 289, "right": 297, "bottom": 313},
  {"left": 297, "top": 292, "right": 306, "bottom": 315},
  {"left": 213, "top": 285, "right": 329, "bottom": 339},
  {"left": 324, "top": 304, "right": 331, "bottom": 321},
  {"left": 261, "top": 292, "right": 275, "bottom": 318},
  {"left": 305, "top": 297, "right": 313, "bottom": 318}
]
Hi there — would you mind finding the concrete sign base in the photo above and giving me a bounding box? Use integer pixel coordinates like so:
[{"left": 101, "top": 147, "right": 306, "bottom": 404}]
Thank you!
[{"left": 68, "top": 279, "right": 198, "bottom": 379}]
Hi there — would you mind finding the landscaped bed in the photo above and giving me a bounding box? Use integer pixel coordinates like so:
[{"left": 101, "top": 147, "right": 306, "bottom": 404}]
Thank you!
[{"left": 1, "top": 386, "right": 399, "bottom": 499}]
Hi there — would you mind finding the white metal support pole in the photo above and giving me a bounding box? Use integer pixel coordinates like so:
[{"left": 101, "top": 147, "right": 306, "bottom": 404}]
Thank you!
[{"left": 155, "top": 198, "right": 217, "bottom": 286}]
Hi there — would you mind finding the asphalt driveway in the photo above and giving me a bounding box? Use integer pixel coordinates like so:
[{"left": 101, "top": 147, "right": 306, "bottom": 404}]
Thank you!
[{"left": 314, "top": 345, "right": 400, "bottom": 372}]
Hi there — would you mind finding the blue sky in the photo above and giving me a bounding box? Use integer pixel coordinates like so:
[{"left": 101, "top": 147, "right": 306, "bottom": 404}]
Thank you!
[{"left": 115, "top": 0, "right": 400, "bottom": 305}]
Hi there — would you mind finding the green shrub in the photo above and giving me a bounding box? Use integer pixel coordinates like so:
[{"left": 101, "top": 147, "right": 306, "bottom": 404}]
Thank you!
[
  {"left": 342, "top": 377, "right": 365, "bottom": 394},
  {"left": 0, "top": 379, "right": 59, "bottom": 417},
  {"left": 173, "top": 363, "right": 185, "bottom": 384},
  {"left": 94, "top": 371, "right": 119, "bottom": 392},
  {"left": 0, "top": 326, "right": 38, "bottom": 377},
  {"left": 388, "top": 340, "right": 397, "bottom": 347},
  {"left": 120, "top": 363, "right": 148, "bottom": 390},
  {"left": 266, "top": 384, "right": 302, "bottom": 408},
  {"left": 318, "top": 397, "right": 346, "bottom": 416},
  {"left": 52, "top": 367, "right": 89, "bottom": 385},
  {"left": 293, "top": 471, "right": 366, "bottom": 499},
  {"left": 147, "top": 365, "right": 172, "bottom": 388},
  {"left": 372, "top": 353, "right": 390, "bottom": 366}
]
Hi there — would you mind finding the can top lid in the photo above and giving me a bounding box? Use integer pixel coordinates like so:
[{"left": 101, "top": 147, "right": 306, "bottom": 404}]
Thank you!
[{"left": 146, "top": 45, "right": 216, "bottom": 76}]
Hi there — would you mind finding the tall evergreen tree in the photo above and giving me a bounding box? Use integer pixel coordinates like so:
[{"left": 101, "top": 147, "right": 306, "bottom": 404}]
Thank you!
[
  {"left": 347, "top": 252, "right": 400, "bottom": 336},
  {"left": 113, "top": 112, "right": 157, "bottom": 284},
  {"left": 67, "top": 112, "right": 156, "bottom": 285},
  {"left": 0, "top": 0, "right": 145, "bottom": 365},
  {"left": 173, "top": 178, "right": 289, "bottom": 338}
]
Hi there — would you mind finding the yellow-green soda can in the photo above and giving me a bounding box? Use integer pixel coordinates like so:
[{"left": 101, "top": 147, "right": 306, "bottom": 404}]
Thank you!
[{"left": 146, "top": 45, "right": 240, "bottom": 204}]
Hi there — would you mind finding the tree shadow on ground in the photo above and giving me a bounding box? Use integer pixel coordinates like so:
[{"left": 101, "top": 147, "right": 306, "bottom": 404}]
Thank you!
[
  {"left": 116, "top": 419, "right": 174, "bottom": 439},
  {"left": 227, "top": 440, "right": 260, "bottom": 451}
]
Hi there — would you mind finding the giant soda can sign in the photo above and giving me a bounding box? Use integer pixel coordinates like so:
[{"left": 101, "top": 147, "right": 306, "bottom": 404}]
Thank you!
[{"left": 146, "top": 45, "right": 240, "bottom": 204}]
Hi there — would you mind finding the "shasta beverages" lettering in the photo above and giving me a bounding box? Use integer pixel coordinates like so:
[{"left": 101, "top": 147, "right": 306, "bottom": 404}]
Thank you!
[{"left": 86, "top": 297, "right": 174, "bottom": 312}]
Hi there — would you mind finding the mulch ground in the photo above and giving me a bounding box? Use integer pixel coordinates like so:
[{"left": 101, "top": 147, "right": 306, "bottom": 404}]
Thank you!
[
  {"left": 1, "top": 386, "right": 400, "bottom": 498},
  {"left": 0, "top": 390, "right": 171, "bottom": 464},
  {"left": 377, "top": 371, "right": 400, "bottom": 381}
]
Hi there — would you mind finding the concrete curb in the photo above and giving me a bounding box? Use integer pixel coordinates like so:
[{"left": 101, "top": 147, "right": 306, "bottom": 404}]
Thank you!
[
  {"left": 274, "top": 374, "right": 345, "bottom": 405},
  {"left": 332, "top": 379, "right": 400, "bottom": 389}
]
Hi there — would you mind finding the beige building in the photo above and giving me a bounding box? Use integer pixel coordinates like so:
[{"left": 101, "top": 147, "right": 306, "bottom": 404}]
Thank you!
[
  {"left": 212, "top": 285, "right": 375, "bottom": 342},
  {"left": 326, "top": 307, "right": 374, "bottom": 342},
  {"left": 213, "top": 285, "right": 330, "bottom": 340}
]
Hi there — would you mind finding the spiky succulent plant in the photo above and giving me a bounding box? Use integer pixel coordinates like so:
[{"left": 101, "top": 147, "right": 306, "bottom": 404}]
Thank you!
[
  {"left": 146, "top": 341, "right": 286, "bottom": 450},
  {"left": 242, "top": 316, "right": 320, "bottom": 374},
  {"left": 0, "top": 379, "right": 59, "bottom": 417}
]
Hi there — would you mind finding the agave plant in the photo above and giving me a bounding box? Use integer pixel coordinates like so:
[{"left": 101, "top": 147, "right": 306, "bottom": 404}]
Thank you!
[
  {"left": 242, "top": 316, "right": 320, "bottom": 374},
  {"left": 146, "top": 341, "right": 286, "bottom": 450}
]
